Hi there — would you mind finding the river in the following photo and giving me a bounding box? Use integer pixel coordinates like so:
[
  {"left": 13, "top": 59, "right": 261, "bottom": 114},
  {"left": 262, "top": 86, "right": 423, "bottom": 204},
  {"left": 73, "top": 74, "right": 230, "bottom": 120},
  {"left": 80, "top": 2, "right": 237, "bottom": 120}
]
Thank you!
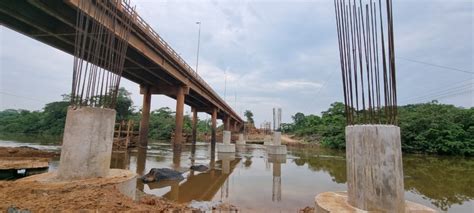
[{"left": 0, "top": 138, "right": 473, "bottom": 212}]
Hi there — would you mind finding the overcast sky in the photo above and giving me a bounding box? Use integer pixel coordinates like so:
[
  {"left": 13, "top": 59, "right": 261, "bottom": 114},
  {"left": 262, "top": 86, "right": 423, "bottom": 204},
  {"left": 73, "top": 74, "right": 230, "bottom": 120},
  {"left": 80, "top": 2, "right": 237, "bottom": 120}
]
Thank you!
[{"left": 1, "top": 0, "right": 472, "bottom": 125}]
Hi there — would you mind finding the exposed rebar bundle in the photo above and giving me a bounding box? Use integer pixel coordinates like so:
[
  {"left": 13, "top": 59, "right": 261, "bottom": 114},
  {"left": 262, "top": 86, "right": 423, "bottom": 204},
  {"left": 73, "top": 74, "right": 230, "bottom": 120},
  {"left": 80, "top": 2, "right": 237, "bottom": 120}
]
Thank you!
[
  {"left": 71, "top": 0, "right": 134, "bottom": 108},
  {"left": 334, "top": 0, "right": 397, "bottom": 125}
]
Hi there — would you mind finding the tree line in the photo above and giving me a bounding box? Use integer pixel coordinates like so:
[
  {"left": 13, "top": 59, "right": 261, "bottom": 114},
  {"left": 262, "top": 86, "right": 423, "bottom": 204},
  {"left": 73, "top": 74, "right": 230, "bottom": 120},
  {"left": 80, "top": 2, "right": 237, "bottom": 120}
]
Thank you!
[
  {"left": 282, "top": 101, "right": 473, "bottom": 156},
  {"left": 0, "top": 88, "right": 212, "bottom": 140}
]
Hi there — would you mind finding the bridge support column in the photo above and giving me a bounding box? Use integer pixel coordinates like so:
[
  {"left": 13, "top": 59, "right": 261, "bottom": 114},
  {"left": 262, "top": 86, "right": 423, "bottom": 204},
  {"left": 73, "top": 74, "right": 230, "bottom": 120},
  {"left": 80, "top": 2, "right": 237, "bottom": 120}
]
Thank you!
[
  {"left": 211, "top": 108, "right": 217, "bottom": 148},
  {"left": 224, "top": 116, "right": 230, "bottom": 131},
  {"left": 174, "top": 86, "right": 185, "bottom": 148},
  {"left": 192, "top": 107, "right": 198, "bottom": 144},
  {"left": 233, "top": 121, "right": 237, "bottom": 132},
  {"left": 139, "top": 85, "right": 151, "bottom": 148}
]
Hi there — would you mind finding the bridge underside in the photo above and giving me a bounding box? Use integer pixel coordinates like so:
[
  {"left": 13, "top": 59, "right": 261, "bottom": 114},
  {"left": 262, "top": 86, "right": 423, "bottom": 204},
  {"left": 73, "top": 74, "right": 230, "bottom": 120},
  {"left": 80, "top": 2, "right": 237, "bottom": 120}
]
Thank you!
[{"left": 0, "top": 0, "right": 241, "bottom": 122}]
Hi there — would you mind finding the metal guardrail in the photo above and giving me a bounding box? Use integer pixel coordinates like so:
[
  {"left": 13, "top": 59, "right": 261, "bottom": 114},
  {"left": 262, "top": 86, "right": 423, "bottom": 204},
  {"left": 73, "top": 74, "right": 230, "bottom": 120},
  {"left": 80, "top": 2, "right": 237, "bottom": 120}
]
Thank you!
[{"left": 116, "top": 1, "right": 240, "bottom": 121}]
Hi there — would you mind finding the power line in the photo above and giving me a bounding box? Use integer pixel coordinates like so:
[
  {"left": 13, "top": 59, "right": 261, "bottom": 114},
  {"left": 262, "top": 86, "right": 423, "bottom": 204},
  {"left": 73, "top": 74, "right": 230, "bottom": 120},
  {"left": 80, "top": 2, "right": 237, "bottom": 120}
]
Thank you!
[
  {"left": 405, "top": 82, "right": 473, "bottom": 103},
  {"left": 412, "top": 88, "right": 473, "bottom": 104},
  {"left": 397, "top": 56, "right": 474, "bottom": 75},
  {"left": 402, "top": 81, "right": 473, "bottom": 102}
]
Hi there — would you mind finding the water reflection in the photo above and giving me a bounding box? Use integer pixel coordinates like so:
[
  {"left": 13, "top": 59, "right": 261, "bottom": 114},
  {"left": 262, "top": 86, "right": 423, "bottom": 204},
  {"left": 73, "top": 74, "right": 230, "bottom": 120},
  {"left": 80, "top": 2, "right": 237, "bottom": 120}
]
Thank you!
[
  {"left": 135, "top": 147, "right": 147, "bottom": 191},
  {"left": 288, "top": 147, "right": 474, "bottom": 211},
  {"left": 403, "top": 155, "right": 474, "bottom": 211},
  {"left": 159, "top": 152, "right": 240, "bottom": 203},
  {"left": 269, "top": 154, "right": 286, "bottom": 202}
]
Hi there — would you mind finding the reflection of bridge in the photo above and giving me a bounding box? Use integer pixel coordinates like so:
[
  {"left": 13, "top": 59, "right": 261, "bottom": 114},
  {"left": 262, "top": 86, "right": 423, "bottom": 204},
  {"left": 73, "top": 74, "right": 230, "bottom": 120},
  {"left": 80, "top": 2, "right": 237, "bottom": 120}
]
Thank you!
[
  {"left": 0, "top": 0, "right": 243, "bottom": 146},
  {"left": 163, "top": 158, "right": 240, "bottom": 202}
]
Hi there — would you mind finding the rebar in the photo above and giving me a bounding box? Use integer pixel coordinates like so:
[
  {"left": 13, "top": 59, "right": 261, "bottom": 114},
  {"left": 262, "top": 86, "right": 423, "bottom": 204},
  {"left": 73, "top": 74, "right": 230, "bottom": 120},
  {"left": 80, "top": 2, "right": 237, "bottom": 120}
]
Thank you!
[
  {"left": 70, "top": 0, "right": 134, "bottom": 109},
  {"left": 334, "top": 0, "right": 398, "bottom": 125}
]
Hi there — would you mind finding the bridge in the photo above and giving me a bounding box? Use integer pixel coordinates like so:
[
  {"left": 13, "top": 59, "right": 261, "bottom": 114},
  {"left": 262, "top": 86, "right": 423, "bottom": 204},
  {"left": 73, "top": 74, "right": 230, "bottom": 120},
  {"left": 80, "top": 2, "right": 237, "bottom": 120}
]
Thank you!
[{"left": 0, "top": 0, "right": 243, "bottom": 146}]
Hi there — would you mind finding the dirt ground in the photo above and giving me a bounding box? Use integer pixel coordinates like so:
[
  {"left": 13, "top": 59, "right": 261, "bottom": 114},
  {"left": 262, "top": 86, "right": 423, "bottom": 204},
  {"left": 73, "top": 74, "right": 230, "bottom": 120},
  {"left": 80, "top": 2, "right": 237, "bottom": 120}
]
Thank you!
[
  {"left": 0, "top": 146, "right": 59, "bottom": 158},
  {"left": 0, "top": 179, "right": 200, "bottom": 212}
]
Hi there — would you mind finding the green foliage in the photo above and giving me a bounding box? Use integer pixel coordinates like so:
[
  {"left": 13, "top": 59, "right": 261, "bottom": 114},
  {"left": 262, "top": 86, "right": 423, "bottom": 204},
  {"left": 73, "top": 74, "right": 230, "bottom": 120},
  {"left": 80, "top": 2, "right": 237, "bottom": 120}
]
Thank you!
[
  {"left": 0, "top": 88, "right": 135, "bottom": 137},
  {"left": 115, "top": 87, "right": 134, "bottom": 121},
  {"left": 244, "top": 110, "right": 254, "bottom": 124},
  {"left": 286, "top": 102, "right": 473, "bottom": 156},
  {"left": 147, "top": 107, "right": 175, "bottom": 140},
  {"left": 398, "top": 102, "right": 473, "bottom": 156}
]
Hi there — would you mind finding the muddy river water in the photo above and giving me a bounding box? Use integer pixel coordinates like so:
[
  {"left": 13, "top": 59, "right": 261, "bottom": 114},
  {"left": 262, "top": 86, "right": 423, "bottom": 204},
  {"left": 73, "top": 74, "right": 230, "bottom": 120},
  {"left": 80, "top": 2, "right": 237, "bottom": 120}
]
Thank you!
[{"left": 1, "top": 139, "right": 473, "bottom": 212}]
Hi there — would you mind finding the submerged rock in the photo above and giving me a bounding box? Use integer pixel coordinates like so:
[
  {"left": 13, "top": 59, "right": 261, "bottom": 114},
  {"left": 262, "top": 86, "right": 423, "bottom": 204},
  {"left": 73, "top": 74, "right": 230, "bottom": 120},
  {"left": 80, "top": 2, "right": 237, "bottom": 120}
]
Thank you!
[
  {"left": 189, "top": 165, "right": 208, "bottom": 172},
  {"left": 141, "top": 168, "right": 184, "bottom": 183}
]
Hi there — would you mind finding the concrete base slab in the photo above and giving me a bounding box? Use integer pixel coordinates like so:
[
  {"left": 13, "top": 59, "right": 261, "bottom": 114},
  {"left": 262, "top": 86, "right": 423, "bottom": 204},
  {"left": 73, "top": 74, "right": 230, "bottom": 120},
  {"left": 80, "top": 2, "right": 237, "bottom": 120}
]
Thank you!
[
  {"left": 18, "top": 169, "right": 137, "bottom": 200},
  {"left": 315, "top": 192, "right": 436, "bottom": 213},
  {"left": 266, "top": 145, "right": 287, "bottom": 155},
  {"left": 217, "top": 144, "right": 235, "bottom": 153}
]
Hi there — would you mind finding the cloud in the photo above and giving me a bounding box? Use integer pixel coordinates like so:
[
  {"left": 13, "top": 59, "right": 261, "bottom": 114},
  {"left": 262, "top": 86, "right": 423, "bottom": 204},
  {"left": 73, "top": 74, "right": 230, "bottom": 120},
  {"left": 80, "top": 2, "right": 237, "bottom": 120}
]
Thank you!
[{"left": 276, "top": 80, "right": 323, "bottom": 90}]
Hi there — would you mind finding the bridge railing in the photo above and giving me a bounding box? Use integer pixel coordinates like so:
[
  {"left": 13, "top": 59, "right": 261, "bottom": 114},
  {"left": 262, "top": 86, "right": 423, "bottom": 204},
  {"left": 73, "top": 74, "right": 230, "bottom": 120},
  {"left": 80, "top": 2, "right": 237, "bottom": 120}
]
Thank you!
[{"left": 117, "top": 1, "right": 240, "bottom": 121}]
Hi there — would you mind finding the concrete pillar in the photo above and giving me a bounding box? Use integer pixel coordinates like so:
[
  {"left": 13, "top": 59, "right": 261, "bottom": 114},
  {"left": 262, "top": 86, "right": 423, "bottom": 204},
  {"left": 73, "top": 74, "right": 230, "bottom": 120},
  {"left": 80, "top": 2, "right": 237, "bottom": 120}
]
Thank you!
[
  {"left": 236, "top": 133, "right": 246, "bottom": 145},
  {"left": 174, "top": 86, "right": 185, "bottom": 147},
  {"left": 211, "top": 108, "right": 217, "bottom": 147},
  {"left": 191, "top": 107, "right": 198, "bottom": 144},
  {"left": 273, "top": 131, "right": 281, "bottom": 145},
  {"left": 224, "top": 116, "right": 230, "bottom": 131},
  {"left": 223, "top": 131, "right": 231, "bottom": 144},
  {"left": 139, "top": 86, "right": 151, "bottom": 148},
  {"left": 57, "top": 107, "right": 115, "bottom": 180},
  {"left": 346, "top": 125, "right": 404, "bottom": 212},
  {"left": 266, "top": 131, "right": 287, "bottom": 155},
  {"left": 217, "top": 131, "right": 235, "bottom": 152}
]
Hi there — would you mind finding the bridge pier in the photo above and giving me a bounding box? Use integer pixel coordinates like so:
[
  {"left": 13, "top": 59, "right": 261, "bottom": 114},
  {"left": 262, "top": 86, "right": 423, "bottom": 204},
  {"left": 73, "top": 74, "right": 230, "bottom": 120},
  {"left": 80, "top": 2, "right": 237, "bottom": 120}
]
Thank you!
[
  {"left": 223, "top": 116, "right": 230, "bottom": 131},
  {"left": 211, "top": 108, "right": 217, "bottom": 149},
  {"left": 139, "top": 85, "right": 152, "bottom": 148},
  {"left": 174, "top": 86, "right": 186, "bottom": 148},
  {"left": 191, "top": 107, "right": 198, "bottom": 144}
]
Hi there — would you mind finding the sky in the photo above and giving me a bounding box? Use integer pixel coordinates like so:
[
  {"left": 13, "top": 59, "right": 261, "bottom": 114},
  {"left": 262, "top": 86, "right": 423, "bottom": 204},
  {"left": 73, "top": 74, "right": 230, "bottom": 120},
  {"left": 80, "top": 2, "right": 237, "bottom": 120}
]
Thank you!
[{"left": 0, "top": 0, "right": 473, "bottom": 125}]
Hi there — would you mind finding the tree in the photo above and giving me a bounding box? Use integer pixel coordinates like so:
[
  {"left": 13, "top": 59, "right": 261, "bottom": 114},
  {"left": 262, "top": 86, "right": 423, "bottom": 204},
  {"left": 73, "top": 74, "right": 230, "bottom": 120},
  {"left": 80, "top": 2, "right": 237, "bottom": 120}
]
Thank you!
[
  {"left": 115, "top": 87, "right": 134, "bottom": 121},
  {"left": 292, "top": 112, "right": 306, "bottom": 127},
  {"left": 244, "top": 110, "right": 254, "bottom": 124}
]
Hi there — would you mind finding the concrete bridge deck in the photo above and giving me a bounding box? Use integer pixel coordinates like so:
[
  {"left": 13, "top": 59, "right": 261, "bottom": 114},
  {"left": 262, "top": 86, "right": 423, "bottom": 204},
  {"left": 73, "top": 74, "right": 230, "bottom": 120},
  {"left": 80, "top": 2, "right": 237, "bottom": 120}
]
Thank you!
[{"left": 0, "top": 0, "right": 243, "bottom": 145}]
